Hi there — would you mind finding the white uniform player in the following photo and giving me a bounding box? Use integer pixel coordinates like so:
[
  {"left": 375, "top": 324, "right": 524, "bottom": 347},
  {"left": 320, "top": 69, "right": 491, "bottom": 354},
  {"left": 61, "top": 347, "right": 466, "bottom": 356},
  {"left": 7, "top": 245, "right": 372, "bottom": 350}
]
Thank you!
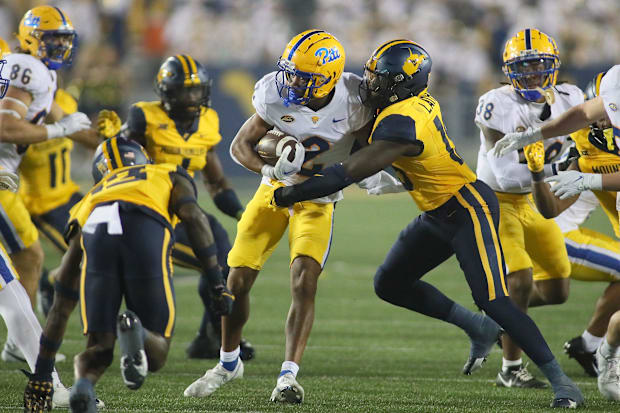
[
  {"left": 184, "top": 30, "right": 401, "bottom": 404},
  {"left": 476, "top": 28, "right": 582, "bottom": 389}
]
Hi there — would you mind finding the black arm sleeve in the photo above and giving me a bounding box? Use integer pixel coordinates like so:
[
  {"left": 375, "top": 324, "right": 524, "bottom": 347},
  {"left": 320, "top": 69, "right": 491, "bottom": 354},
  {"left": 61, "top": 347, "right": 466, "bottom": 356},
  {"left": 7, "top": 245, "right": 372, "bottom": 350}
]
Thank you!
[
  {"left": 274, "top": 163, "right": 354, "bottom": 207},
  {"left": 213, "top": 188, "right": 244, "bottom": 219},
  {"left": 122, "top": 105, "right": 147, "bottom": 145},
  {"left": 372, "top": 114, "right": 423, "bottom": 151}
]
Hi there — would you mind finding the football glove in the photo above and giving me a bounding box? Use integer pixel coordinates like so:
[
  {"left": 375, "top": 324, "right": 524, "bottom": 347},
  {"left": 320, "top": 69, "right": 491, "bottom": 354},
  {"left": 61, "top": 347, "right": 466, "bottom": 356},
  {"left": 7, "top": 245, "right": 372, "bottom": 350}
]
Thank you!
[
  {"left": 544, "top": 170, "right": 603, "bottom": 200},
  {"left": 264, "top": 180, "right": 286, "bottom": 210},
  {"left": 210, "top": 284, "right": 235, "bottom": 317},
  {"left": 45, "top": 112, "right": 92, "bottom": 139},
  {"left": 97, "top": 109, "right": 122, "bottom": 138},
  {"left": 23, "top": 370, "right": 53, "bottom": 412},
  {"left": 261, "top": 143, "right": 306, "bottom": 180},
  {"left": 523, "top": 142, "right": 545, "bottom": 173},
  {"left": 492, "top": 127, "right": 543, "bottom": 157},
  {"left": 0, "top": 170, "right": 18, "bottom": 192}
]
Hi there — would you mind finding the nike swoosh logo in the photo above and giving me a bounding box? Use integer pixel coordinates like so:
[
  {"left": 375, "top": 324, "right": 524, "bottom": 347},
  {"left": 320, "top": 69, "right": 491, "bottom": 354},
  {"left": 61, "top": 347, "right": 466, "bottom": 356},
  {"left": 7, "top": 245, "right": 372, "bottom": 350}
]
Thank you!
[
  {"left": 332, "top": 118, "right": 345, "bottom": 123},
  {"left": 497, "top": 375, "right": 513, "bottom": 387}
]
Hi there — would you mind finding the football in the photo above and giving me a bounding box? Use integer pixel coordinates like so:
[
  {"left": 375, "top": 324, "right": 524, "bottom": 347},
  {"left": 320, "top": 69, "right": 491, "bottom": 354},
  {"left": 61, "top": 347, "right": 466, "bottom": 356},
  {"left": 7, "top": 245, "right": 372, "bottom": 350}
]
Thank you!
[{"left": 255, "top": 130, "right": 298, "bottom": 166}]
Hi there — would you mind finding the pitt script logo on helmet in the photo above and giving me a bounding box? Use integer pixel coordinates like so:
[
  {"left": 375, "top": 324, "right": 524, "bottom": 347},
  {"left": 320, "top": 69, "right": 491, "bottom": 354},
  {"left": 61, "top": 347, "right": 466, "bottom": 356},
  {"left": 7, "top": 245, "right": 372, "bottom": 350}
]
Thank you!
[
  {"left": 17, "top": 5, "right": 77, "bottom": 70},
  {"left": 502, "top": 28, "right": 560, "bottom": 103},
  {"left": 361, "top": 39, "right": 432, "bottom": 110},
  {"left": 275, "top": 30, "right": 345, "bottom": 106},
  {"left": 0, "top": 37, "right": 9, "bottom": 99}
]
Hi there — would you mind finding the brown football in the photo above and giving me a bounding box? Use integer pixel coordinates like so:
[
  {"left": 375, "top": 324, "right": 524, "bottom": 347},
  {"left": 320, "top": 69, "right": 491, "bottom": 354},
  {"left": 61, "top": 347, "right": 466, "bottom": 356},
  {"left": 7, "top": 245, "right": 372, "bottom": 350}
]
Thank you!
[{"left": 255, "top": 130, "right": 298, "bottom": 166}]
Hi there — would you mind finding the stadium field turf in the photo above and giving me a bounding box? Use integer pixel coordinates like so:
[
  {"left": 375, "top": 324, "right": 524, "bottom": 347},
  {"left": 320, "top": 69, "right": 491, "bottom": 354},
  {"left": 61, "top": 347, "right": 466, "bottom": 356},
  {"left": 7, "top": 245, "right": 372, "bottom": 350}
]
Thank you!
[{"left": 1, "top": 186, "right": 618, "bottom": 412}]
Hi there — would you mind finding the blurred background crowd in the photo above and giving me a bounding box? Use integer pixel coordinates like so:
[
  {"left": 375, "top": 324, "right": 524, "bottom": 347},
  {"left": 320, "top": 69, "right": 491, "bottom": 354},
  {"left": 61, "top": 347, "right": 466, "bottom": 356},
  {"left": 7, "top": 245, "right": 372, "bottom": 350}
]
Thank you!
[{"left": 1, "top": 0, "right": 618, "bottom": 176}]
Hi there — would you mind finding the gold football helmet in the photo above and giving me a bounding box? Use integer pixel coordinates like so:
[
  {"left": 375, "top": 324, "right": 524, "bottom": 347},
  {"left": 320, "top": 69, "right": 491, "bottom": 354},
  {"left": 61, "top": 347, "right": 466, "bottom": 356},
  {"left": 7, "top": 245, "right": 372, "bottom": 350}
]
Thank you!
[
  {"left": 502, "top": 28, "right": 560, "bottom": 102},
  {"left": 276, "top": 30, "right": 345, "bottom": 106},
  {"left": 17, "top": 5, "right": 76, "bottom": 70}
]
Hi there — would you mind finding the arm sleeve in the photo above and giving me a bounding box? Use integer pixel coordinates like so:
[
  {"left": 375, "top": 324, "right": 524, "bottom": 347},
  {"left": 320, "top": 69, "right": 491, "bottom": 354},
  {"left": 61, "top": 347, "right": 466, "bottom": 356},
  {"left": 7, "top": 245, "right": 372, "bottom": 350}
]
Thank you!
[{"left": 125, "top": 105, "right": 147, "bottom": 138}]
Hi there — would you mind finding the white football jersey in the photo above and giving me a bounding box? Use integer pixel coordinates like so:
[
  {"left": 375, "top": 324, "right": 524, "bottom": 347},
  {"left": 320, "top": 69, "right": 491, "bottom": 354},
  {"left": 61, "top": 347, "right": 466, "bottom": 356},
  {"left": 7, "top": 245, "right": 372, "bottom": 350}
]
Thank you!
[
  {"left": 554, "top": 190, "right": 598, "bottom": 233},
  {"left": 475, "top": 84, "right": 584, "bottom": 193},
  {"left": 600, "top": 65, "right": 620, "bottom": 129},
  {"left": 0, "top": 53, "right": 57, "bottom": 173},
  {"left": 252, "top": 71, "right": 373, "bottom": 203}
]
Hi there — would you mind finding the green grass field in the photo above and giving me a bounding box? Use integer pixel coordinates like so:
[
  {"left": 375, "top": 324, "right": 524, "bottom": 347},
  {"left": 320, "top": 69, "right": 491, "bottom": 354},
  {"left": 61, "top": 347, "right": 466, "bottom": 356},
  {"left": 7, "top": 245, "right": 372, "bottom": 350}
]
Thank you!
[{"left": 1, "top": 184, "right": 619, "bottom": 412}]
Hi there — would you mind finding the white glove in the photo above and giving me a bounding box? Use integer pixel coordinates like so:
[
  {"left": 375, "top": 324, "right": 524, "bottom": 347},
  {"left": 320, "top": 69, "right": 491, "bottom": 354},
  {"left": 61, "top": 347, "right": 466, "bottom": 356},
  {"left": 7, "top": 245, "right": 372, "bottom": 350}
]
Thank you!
[
  {"left": 357, "top": 170, "right": 405, "bottom": 195},
  {"left": 45, "top": 112, "right": 92, "bottom": 139},
  {"left": 492, "top": 127, "right": 543, "bottom": 157},
  {"left": 544, "top": 170, "right": 602, "bottom": 200},
  {"left": 0, "top": 170, "right": 18, "bottom": 192},
  {"left": 261, "top": 143, "right": 305, "bottom": 180}
]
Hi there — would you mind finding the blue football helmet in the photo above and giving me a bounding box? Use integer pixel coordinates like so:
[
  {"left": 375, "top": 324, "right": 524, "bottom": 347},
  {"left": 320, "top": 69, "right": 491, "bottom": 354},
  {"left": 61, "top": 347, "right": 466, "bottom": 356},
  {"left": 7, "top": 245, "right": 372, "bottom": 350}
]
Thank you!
[{"left": 92, "top": 137, "right": 151, "bottom": 183}]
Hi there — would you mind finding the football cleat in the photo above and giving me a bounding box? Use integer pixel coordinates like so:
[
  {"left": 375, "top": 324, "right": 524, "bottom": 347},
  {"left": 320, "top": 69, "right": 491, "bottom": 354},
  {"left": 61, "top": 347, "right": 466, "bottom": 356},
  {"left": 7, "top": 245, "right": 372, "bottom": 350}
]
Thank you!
[
  {"left": 51, "top": 381, "right": 104, "bottom": 410},
  {"left": 564, "top": 336, "right": 598, "bottom": 377},
  {"left": 184, "top": 360, "right": 243, "bottom": 397},
  {"left": 495, "top": 364, "right": 548, "bottom": 389},
  {"left": 240, "top": 339, "right": 256, "bottom": 362},
  {"left": 550, "top": 398, "right": 579, "bottom": 409},
  {"left": 462, "top": 316, "right": 503, "bottom": 375},
  {"left": 68, "top": 378, "right": 97, "bottom": 413},
  {"left": 186, "top": 322, "right": 220, "bottom": 359},
  {"left": 270, "top": 372, "right": 304, "bottom": 404},
  {"left": 2, "top": 340, "right": 65, "bottom": 364},
  {"left": 117, "top": 310, "right": 148, "bottom": 390},
  {"left": 596, "top": 345, "right": 620, "bottom": 401}
]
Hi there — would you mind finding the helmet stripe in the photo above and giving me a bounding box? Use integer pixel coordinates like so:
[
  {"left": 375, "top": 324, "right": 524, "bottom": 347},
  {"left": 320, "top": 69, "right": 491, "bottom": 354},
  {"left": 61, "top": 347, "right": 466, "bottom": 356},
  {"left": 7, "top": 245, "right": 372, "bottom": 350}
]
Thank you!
[
  {"left": 110, "top": 138, "right": 124, "bottom": 168},
  {"left": 595, "top": 72, "right": 605, "bottom": 96},
  {"left": 184, "top": 55, "right": 200, "bottom": 85},
  {"left": 175, "top": 55, "right": 191, "bottom": 85},
  {"left": 53, "top": 6, "right": 68, "bottom": 26},
  {"left": 525, "top": 28, "right": 532, "bottom": 50},
  {"left": 102, "top": 140, "right": 117, "bottom": 170},
  {"left": 374, "top": 39, "right": 412, "bottom": 60},
  {"left": 287, "top": 30, "right": 324, "bottom": 60}
]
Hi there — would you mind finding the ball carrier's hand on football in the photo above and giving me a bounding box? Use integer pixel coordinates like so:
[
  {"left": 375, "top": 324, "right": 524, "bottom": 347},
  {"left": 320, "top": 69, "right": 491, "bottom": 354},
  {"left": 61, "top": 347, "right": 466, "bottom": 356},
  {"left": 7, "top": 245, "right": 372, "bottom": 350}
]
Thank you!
[{"left": 261, "top": 138, "right": 305, "bottom": 180}]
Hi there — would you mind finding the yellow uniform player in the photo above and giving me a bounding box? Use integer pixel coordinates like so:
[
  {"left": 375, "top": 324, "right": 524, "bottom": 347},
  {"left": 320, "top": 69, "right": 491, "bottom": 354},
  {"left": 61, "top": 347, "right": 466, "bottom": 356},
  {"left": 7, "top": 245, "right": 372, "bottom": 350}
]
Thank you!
[{"left": 272, "top": 38, "right": 583, "bottom": 409}]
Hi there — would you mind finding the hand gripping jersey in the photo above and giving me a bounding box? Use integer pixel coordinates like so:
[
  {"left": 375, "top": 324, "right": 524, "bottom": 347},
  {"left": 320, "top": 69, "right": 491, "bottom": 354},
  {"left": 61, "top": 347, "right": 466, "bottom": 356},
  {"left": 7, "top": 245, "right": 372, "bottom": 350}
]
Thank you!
[
  {"left": 19, "top": 89, "right": 80, "bottom": 215},
  {"left": 68, "top": 163, "right": 195, "bottom": 234},
  {"left": 126, "top": 102, "right": 222, "bottom": 176},
  {"left": 252, "top": 71, "right": 373, "bottom": 203},
  {"left": 368, "top": 91, "right": 476, "bottom": 211},
  {"left": 600, "top": 65, "right": 620, "bottom": 141},
  {"left": 475, "top": 84, "right": 584, "bottom": 193},
  {"left": 0, "top": 53, "right": 57, "bottom": 173}
]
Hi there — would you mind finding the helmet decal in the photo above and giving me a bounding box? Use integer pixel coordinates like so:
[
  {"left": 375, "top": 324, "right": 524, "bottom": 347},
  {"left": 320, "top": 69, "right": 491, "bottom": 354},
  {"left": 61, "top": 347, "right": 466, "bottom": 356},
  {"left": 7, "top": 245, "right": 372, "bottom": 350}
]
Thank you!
[{"left": 401, "top": 49, "right": 426, "bottom": 76}]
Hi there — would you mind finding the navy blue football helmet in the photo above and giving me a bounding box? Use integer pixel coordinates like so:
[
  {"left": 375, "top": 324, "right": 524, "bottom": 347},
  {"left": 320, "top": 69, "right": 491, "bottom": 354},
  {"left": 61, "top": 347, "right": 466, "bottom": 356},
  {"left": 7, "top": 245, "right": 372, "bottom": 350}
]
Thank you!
[
  {"left": 0, "top": 60, "right": 8, "bottom": 99},
  {"left": 92, "top": 137, "right": 151, "bottom": 183},
  {"left": 360, "top": 40, "right": 432, "bottom": 110}
]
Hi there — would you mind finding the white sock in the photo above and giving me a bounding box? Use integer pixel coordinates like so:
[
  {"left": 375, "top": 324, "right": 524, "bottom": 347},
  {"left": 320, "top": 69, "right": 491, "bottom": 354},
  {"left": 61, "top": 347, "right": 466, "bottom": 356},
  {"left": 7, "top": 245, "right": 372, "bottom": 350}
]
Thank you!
[
  {"left": 280, "top": 361, "right": 299, "bottom": 377},
  {"left": 600, "top": 337, "right": 620, "bottom": 358},
  {"left": 581, "top": 330, "right": 603, "bottom": 353},
  {"left": 220, "top": 346, "right": 240, "bottom": 362},
  {"left": 502, "top": 358, "right": 522, "bottom": 371},
  {"left": 0, "top": 281, "right": 62, "bottom": 386}
]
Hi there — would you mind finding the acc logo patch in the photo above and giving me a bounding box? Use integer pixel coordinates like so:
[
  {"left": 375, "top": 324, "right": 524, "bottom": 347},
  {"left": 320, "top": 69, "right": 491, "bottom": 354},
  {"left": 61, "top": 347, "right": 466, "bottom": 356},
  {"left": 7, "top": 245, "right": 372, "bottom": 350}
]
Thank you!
[
  {"left": 609, "top": 103, "right": 618, "bottom": 112},
  {"left": 311, "top": 116, "right": 320, "bottom": 124},
  {"left": 280, "top": 115, "right": 295, "bottom": 123},
  {"left": 401, "top": 49, "right": 425, "bottom": 76},
  {"left": 515, "top": 126, "right": 526, "bottom": 132}
]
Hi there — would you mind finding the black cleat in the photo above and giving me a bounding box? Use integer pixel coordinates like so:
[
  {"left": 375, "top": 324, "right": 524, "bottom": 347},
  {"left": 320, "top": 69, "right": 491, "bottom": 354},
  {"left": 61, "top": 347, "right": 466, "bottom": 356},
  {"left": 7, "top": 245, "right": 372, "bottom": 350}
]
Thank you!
[
  {"left": 117, "top": 310, "right": 148, "bottom": 390},
  {"left": 240, "top": 339, "right": 255, "bottom": 362},
  {"left": 496, "top": 364, "right": 548, "bottom": 389},
  {"left": 550, "top": 398, "right": 580, "bottom": 409},
  {"left": 564, "top": 336, "right": 598, "bottom": 377},
  {"left": 186, "top": 321, "right": 221, "bottom": 359}
]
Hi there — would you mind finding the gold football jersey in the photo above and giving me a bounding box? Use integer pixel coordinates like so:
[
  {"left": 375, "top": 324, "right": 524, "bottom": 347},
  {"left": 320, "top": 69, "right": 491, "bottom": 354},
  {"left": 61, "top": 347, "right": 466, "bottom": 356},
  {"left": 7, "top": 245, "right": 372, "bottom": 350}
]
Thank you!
[
  {"left": 69, "top": 163, "right": 186, "bottom": 229},
  {"left": 369, "top": 91, "right": 476, "bottom": 211},
  {"left": 571, "top": 127, "right": 620, "bottom": 236},
  {"left": 134, "top": 101, "right": 221, "bottom": 175},
  {"left": 19, "top": 89, "right": 80, "bottom": 215}
]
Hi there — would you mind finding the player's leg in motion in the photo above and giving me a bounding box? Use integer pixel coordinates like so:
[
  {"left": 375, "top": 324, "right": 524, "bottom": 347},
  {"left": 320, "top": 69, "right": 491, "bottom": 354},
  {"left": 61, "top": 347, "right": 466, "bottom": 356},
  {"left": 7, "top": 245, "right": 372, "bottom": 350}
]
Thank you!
[
  {"left": 596, "top": 310, "right": 620, "bottom": 400},
  {"left": 495, "top": 195, "right": 570, "bottom": 388},
  {"left": 561, "top": 228, "right": 620, "bottom": 377},
  {"left": 374, "top": 181, "right": 583, "bottom": 407},
  {"left": 184, "top": 184, "right": 289, "bottom": 399}
]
